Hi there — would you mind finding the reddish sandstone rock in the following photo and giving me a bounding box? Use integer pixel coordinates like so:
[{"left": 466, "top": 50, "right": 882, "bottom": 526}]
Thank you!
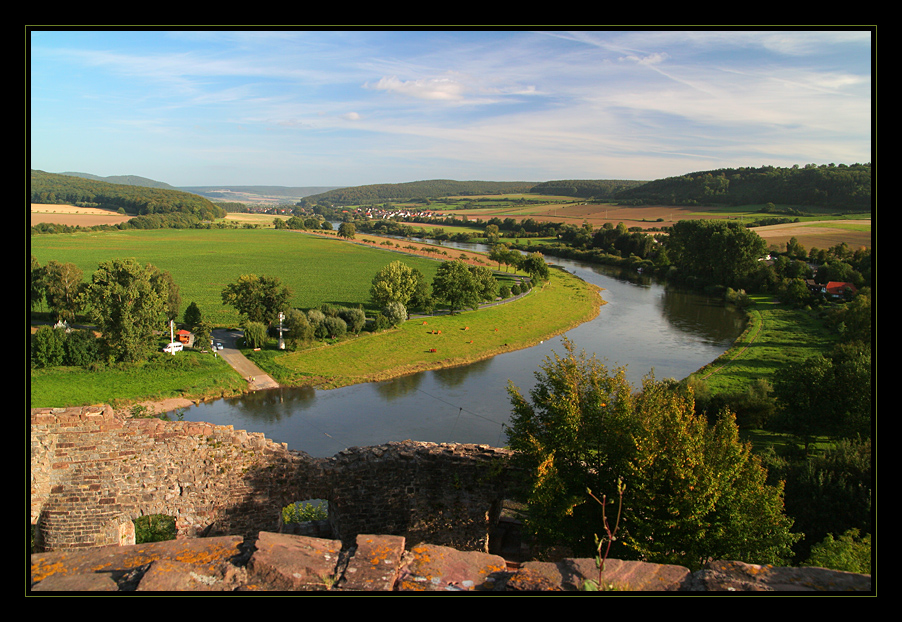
[
  {"left": 338, "top": 534, "right": 406, "bottom": 591},
  {"left": 396, "top": 542, "right": 508, "bottom": 591},
  {"left": 247, "top": 531, "right": 344, "bottom": 591}
]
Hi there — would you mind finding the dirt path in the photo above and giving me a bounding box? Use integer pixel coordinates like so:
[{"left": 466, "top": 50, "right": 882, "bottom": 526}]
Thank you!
[{"left": 212, "top": 328, "right": 279, "bottom": 390}]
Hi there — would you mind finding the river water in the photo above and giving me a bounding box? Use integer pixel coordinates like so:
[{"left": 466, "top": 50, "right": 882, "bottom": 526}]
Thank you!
[{"left": 178, "top": 248, "right": 745, "bottom": 458}]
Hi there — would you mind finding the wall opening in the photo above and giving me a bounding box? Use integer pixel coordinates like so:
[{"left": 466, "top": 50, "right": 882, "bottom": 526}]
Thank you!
[
  {"left": 280, "top": 499, "right": 331, "bottom": 538},
  {"left": 134, "top": 514, "right": 177, "bottom": 544}
]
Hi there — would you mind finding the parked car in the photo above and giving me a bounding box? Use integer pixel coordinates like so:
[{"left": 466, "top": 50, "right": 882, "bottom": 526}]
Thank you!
[
  {"left": 215, "top": 342, "right": 224, "bottom": 350},
  {"left": 163, "top": 342, "right": 184, "bottom": 353}
]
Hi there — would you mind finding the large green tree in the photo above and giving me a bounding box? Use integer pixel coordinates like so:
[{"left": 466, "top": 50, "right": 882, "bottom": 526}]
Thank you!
[
  {"left": 506, "top": 339, "right": 799, "bottom": 569},
  {"left": 522, "top": 252, "right": 550, "bottom": 282},
  {"left": 431, "top": 260, "right": 482, "bottom": 314},
  {"left": 370, "top": 261, "right": 423, "bottom": 308},
  {"left": 82, "top": 258, "right": 175, "bottom": 362},
  {"left": 666, "top": 220, "right": 767, "bottom": 288},
  {"left": 221, "top": 274, "right": 293, "bottom": 325},
  {"left": 772, "top": 342, "right": 872, "bottom": 451},
  {"left": 42, "top": 260, "right": 84, "bottom": 323}
]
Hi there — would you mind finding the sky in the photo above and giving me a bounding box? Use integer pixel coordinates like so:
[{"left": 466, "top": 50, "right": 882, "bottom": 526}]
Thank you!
[{"left": 28, "top": 28, "right": 873, "bottom": 188}]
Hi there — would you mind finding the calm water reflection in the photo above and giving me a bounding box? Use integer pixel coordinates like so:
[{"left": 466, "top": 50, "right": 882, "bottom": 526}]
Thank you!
[{"left": 179, "top": 257, "right": 744, "bottom": 457}]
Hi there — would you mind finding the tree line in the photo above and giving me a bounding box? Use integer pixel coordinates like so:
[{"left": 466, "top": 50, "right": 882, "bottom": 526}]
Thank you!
[
  {"left": 305, "top": 180, "right": 537, "bottom": 205},
  {"left": 614, "top": 163, "right": 871, "bottom": 211},
  {"left": 30, "top": 170, "right": 226, "bottom": 220},
  {"left": 528, "top": 179, "right": 647, "bottom": 199}
]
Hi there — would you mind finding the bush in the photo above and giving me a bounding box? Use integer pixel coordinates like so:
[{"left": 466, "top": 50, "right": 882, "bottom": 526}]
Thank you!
[
  {"left": 340, "top": 308, "right": 366, "bottom": 334},
  {"left": 282, "top": 501, "right": 329, "bottom": 524},
  {"left": 134, "top": 514, "right": 177, "bottom": 543},
  {"left": 383, "top": 301, "right": 407, "bottom": 327},
  {"left": 322, "top": 316, "right": 347, "bottom": 339},
  {"left": 804, "top": 529, "right": 871, "bottom": 574},
  {"left": 372, "top": 313, "right": 392, "bottom": 331},
  {"left": 64, "top": 329, "right": 101, "bottom": 366},
  {"left": 31, "top": 326, "right": 66, "bottom": 368}
]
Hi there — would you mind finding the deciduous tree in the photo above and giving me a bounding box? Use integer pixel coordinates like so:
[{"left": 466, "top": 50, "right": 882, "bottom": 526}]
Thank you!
[
  {"left": 43, "top": 260, "right": 84, "bottom": 322},
  {"left": 83, "top": 258, "right": 174, "bottom": 362},
  {"left": 432, "top": 260, "right": 482, "bottom": 314},
  {"left": 666, "top": 220, "right": 767, "bottom": 288},
  {"left": 506, "top": 338, "right": 799, "bottom": 569},
  {"left": 522, "top": 252, "right": 550, "bottom": 282},
  {"left": 221, "top": 274, "right": 292, "bottom": 325},
  {"left": 370, "top": 261, "right": 422, "bottom": 308}
]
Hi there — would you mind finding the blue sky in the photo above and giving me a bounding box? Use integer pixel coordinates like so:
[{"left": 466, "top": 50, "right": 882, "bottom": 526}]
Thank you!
[{"left": 28, "top": 29, "right": 873, "bottom": 188}]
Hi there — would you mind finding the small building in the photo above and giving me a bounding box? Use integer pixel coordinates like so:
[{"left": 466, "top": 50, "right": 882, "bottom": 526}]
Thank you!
[
  {"left": 824, "top": 281, "right": 858, "bottom": 299},
  {"left": 176, "top": 330, "right": 193, "bottom": 345}
]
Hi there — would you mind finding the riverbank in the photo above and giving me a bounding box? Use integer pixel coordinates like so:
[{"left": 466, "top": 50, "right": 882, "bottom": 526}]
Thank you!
[{"left": 245, "top": 266, "right": 603, "bottom": 390}]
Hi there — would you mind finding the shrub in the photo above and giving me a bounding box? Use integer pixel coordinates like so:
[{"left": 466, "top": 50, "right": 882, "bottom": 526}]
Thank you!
[
  {"left": 322, "top": 316, "right": 347, "bottom": 339},
  {"left": 383, "top": 301, "right": 407, "bottom": 327},
  {"left": 64, "top": 329, "right": 101, "bottom": 366},
  {"left": 339, "top": 307, "right": 367, "bottom": 334},
  {"left": 282, "top": 501, "right": 329, "bottom": 524},
  {"left": 372, "top": 313, "right": 392, "bottom": 331},
  {"left": 804, "top": 529, "right": 871, "bottom": 574},
  {"left": 31, "top": 326, "right": 66, "bottom": 368},
  {"left": 134, "top": 514, "right": 177, "bottom": 543}
]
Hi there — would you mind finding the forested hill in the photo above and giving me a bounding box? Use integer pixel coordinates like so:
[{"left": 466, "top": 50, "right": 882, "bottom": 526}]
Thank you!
[
  {"left": 307, "top": 180, "right": 537, "bottom": 204},
  {"left": 529, "top": 179, "right": 648, "bottom": 198},
  {"left": 180, "top": 185, "right": 342, "bottom": 198},
  {"left": 612, "top": 163, "right": 872, "bottom": 211},
  {"left": 59, "top": 172, "right": 177, "bottom": 190},
  {"left": 30, "top": 170, "right": 226, "bottom": 220}
]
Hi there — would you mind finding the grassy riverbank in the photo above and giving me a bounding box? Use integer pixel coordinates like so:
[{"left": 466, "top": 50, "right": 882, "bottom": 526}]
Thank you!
[
  {"left": 30, "top": 349, "right": 247, "bottom": 408},
  {"left": 689, "top": 295, "right": 839, "bottom": 395},
  {"left": 246, "top": 266, "right": 603, "bottom": 389}
]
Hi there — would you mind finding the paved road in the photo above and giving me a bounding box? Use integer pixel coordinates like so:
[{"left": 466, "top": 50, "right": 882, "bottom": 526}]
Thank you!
[{"left": 211, "top": 328, "right": 279, "bottom": 390}]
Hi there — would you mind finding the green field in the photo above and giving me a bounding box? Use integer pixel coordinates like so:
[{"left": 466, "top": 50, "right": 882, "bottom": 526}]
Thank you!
[
  {"left": 30, "top": 228, "right": 447, "bottom": 327},
  {"left": 250, "top": 266, "right": 601, "bottom": 388},
  {"left": 30, "top": 349, "right": 247, "bottom": 408},
  {"left": 31, "top": 227, "right": 603, "bottom": 402},
  {"left": 690, "top": 296, "right": 839, "bottom": 395}
]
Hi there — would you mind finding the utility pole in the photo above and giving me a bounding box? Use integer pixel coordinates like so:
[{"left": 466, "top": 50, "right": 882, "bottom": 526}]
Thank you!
[{"left": 278, "top": 312, "right": 285, "bottom": 350}]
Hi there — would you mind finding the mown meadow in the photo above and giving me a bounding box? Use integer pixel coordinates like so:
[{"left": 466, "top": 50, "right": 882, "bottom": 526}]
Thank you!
[
  {"left": 248, "top": 265, "right": 601, "bottom": 389},
  {"left": 30, "top": 227, "right": 602, "bottom": 403},
  {"left": 30, "top": 228, "right": 447, "bottom": 327},
  {"left": 691, "top": 295, "right": 839, "bottom": 396}
]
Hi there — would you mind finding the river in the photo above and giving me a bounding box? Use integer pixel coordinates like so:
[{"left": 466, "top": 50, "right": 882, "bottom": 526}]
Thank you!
[{"left": 178, "top": 248, "right": 745, "bottom": 458}]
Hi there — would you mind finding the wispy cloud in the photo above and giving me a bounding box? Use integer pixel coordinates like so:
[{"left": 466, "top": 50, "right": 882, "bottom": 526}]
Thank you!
[{"left": 29, "top": 29, "right": 872, "bottom": 186}]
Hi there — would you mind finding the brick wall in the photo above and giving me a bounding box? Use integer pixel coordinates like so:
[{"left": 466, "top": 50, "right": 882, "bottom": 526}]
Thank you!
[{"left": 30, "top": 406, "right": 514, "bottom": 553}]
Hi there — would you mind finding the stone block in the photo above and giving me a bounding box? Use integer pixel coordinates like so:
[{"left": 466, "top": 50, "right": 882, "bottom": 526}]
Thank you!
[
  {"left": 339, "top": 534, "right": 406, "bottom": 591},
  {"left": 396, "top": 542, "right": 508, "bottom": 591},
  {"left": 521, "top": 557, "right": 691, "bottom": 591},
  {"left": 248, "top": 531, "right": 343, "bottom": 591}
]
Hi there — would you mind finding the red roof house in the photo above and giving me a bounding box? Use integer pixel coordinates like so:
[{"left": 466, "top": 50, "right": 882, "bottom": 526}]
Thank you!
[{"left": 824, "top": 282, "right": 858, "bottom": 299}]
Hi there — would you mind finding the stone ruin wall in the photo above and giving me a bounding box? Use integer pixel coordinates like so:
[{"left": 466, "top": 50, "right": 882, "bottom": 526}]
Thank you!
[{"left": 30, "top": 405, "right": 514, "bottom": 554}]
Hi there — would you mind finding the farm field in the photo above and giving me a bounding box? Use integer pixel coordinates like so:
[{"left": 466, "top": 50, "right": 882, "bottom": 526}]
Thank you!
[
  {"left": 750, "top": 219, "right": 872, "bottom": 251},
  {"left": 30, "top": 203, "right": 132, "bottom": 227},
  {"left": 29, "top": 228, "right": 450, "bottom": 327}
]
